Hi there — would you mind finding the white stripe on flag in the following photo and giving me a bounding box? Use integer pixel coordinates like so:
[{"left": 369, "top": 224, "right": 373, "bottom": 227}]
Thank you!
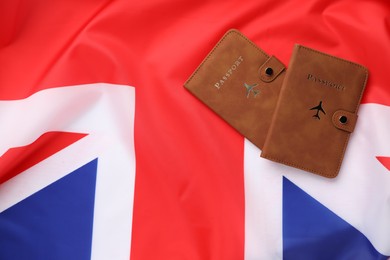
[
  {"left": 244, "top": 104, "right": 390, "bottom": 259},
  {"left": 0, "top": 84, "right": 136, "bottom": 260}
]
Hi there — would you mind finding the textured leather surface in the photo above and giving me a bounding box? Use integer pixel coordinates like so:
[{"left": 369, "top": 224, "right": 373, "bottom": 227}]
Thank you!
[
  {"left": 261, "top": 44, "right": 368, "bottom": 178},
  {"left": 259, "top": 56, "right": 285, "bottom": 83},
  {"left": 184, "top": 29, "right": 285, "bottom": 149},
  {"left": 332, "top": 110, "right": 358, "bottom": 133}
]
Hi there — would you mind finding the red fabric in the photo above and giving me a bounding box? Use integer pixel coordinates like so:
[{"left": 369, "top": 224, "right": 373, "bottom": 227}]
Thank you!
[
  {"left": 0, "top": 132, "right": 87, "bottom": 184},
  {"left": 1, "top": 1, "right": 389, "bottom": 259},
  {"left": 377, "top": 156, "right": 390, "bottom": 171}
]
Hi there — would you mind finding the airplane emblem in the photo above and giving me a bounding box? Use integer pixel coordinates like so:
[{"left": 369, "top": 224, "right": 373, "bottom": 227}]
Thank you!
[
  {"left": 244, "top": 83, "right": 259, "bottom": 98},
  {"left": 310, "top": 101, "right": 326, "bottom": 120}
]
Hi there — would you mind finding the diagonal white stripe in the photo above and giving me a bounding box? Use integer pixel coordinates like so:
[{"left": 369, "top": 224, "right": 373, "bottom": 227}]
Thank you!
[
  {"left": 244, "top": 103, "right": 390, "bottom": 258},
  {"left": 0, "top": 83, "right": 136, "bottom": 260}
]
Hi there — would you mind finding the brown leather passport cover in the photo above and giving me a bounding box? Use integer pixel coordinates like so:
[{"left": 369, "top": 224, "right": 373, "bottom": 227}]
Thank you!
[
  {"left": 184, "top": 29, "right": 285, "bottom": 149},
  {"left": 261, "top": 44, "right": 368, "bottom": 178}
]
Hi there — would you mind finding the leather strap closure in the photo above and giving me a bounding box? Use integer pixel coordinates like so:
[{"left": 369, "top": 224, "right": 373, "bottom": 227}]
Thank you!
[
  {"left": 332, "top": 110, "right": 358, "bottom": 133},
  {"left": 258, "top": 55, "right": 285, "bottom": 83}
]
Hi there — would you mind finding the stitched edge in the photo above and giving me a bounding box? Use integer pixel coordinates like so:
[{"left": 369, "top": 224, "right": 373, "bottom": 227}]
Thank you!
[
  {"left": 261, "top": 153, "right": 339, "bottom": 178},
  {"left": 184, "top": 29, "right": 270, "bottom": 87}
]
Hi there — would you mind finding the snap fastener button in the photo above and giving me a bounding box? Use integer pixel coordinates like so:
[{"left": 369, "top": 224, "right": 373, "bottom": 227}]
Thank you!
[
  {"left": 265, "top": 67, "right": 273, "bottom": 76},
  {"left": 339, "top": 115, "right": 348, "bottom": 124}
]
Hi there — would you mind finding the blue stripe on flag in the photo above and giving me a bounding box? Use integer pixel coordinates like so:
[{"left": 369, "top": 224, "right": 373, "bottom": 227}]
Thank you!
[
  {"left": 283, "top": 177, "right": 388, "bottom": 260},
  {"left": 0, "top": 159, "right": 98, "bottom": 260}
]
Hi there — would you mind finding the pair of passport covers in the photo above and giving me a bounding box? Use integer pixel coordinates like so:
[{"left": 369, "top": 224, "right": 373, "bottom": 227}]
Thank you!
[{"left": 184, "top": 29, "right": 368, "bottom": 178}]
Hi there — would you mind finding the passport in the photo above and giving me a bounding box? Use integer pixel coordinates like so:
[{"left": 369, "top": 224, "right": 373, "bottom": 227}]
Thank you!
[
  {"left": 261, "top": 44, "right": 368, "bottom": 178},
  {"left": 184, "top": 29, "right": 286, "bottom": 149}
]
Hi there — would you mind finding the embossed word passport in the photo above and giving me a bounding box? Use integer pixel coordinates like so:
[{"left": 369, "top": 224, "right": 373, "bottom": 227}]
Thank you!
[
  {"left": 261, "top": 44, "right": 368, "bottom": 178},
  {"left": 184, "top": 29, "right": 285, "bottom": 149}
]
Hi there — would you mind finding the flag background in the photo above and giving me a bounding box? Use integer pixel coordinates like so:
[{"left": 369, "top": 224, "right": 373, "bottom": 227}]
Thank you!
[{"left": 1, "top": 0, "right": 389, "bottom": 259}]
